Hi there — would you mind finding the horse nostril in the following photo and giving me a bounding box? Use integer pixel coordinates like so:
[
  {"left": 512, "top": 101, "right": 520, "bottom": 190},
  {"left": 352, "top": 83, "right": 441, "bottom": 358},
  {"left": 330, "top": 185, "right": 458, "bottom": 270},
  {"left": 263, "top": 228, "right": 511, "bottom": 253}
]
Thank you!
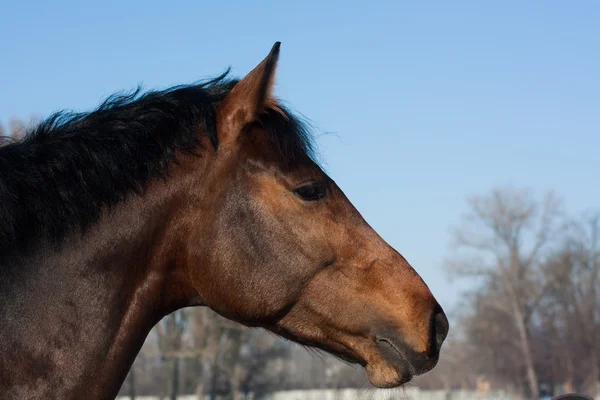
[{"left": 433, "top": 311, "right": 449, "bottom": 350}]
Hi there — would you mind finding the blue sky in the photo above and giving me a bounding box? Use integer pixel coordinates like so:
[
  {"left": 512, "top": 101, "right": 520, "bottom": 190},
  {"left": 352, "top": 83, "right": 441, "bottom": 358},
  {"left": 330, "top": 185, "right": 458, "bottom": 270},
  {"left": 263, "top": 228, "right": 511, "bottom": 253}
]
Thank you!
[{"left": 1, "top": 1, "right": 598, "bottom": 315}]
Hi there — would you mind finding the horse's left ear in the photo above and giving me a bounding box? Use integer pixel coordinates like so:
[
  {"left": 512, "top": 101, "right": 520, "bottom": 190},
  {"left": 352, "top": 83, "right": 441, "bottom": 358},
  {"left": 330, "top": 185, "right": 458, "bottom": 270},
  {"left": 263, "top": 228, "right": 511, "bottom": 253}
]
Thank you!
[{"left": 216, "top": 42, "right": 281, "bottom": 146}]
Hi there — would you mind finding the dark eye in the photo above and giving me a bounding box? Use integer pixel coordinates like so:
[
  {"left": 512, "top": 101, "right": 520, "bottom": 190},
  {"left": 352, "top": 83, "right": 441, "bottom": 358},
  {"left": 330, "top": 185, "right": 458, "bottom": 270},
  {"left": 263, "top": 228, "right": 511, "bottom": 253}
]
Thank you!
[{"left": 294, "top": 182, "right": 327, "bottom": 201}]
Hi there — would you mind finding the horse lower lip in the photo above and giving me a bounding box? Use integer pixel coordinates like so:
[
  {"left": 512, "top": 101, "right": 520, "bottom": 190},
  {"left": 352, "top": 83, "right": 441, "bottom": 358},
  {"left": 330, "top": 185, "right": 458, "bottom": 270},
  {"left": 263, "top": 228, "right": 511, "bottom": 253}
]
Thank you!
[{"left": 376, "top": 337, "right": 414, "bottom": 376}]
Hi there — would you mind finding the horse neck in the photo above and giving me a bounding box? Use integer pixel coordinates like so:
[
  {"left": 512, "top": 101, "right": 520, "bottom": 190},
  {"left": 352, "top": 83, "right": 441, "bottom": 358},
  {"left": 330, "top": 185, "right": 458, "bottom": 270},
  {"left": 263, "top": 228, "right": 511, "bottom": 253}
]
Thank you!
[{"left": 0, "top": 174, "right": 201, "bottom": 399}]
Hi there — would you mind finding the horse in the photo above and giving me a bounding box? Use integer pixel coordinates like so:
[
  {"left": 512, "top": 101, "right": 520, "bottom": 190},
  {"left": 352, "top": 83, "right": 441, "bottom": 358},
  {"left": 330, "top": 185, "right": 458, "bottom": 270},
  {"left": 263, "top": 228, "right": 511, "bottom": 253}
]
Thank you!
[{"left": 0, "top": 42, "right": 448, "bottom": 399}]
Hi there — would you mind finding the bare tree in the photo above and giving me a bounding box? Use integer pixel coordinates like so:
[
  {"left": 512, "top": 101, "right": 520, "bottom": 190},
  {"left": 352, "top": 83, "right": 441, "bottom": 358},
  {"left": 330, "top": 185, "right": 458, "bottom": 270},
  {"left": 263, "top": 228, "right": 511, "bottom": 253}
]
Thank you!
[
  {"left": 542, "top": 213, "right": 600, "bottom": 395},
  {"left": 446, "top": 187, "right": 564, "bottom": 400},
  {"left": 236, "top": 330, "right": 290, "bottom": 398}
]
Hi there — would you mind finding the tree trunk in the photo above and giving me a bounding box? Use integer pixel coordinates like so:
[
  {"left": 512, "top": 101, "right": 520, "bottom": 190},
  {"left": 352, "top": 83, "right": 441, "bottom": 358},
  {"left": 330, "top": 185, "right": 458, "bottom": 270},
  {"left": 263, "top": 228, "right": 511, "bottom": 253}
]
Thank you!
[
  {"left": 586, "top": 351, "right": 599, "bottom": 397},
  {"left": 563, "top": 352, "right": 575, "bottom": 394},
  {"left": 226, "top": 330, "right": 245, "bottom": 400},
  {"left": 512, "top": 296, "right": 539, "bottom": 400},
  {"left": 209, "top": 328, "right": 228, "bottom": 400},
  {"left": 209, "top": 361, "right": 219, "bottom": 400},
  {"left": 196, "top": 381, "right": 205, "bottom": 400},
  {"left": 170, "top": 358, "right": 180, "bottom": 400},
  {"left": 194, "top": 357, "right": 206, "bottom": 400},
  {"left": 128, "top": 367, "right": 136, "bottom": 400}
]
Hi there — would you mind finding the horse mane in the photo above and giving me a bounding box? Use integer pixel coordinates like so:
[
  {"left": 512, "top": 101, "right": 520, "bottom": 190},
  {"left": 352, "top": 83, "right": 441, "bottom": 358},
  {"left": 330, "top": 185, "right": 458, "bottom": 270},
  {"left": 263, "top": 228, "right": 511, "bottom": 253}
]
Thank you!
[{"left": 0, "top": 71, "right": 315, "bottom": 258}]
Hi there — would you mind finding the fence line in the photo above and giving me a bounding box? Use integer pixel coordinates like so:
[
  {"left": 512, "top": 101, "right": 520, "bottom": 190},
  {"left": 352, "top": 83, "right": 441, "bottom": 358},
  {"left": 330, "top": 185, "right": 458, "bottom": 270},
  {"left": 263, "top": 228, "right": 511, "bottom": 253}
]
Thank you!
[{"left": 117, "top": 388, "right": 512, "bottom": 400}]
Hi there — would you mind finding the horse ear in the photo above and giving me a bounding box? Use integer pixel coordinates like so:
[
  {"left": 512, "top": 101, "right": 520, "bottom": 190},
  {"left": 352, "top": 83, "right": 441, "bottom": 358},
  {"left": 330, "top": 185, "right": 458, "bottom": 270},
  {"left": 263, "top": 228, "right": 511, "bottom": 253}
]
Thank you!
[{"left": 216, "top": 42, "right": 281, "bottom": 146}]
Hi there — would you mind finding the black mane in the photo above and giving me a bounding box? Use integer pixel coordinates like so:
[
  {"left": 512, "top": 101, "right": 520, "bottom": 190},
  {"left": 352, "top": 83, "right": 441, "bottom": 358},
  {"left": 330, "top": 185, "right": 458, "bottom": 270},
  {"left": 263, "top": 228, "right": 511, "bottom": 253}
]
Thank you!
[{"left": 0, "top": 72, "right": 315, "bottom": 258}]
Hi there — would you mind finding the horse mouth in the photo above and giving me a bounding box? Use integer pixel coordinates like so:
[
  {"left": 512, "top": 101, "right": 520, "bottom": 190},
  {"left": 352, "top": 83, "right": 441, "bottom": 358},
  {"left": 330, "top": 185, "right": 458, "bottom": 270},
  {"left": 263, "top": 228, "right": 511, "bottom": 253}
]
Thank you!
[
  {"left": 307, "top": 336, "right": 415, "bottom": 388},
  {"left": 363, "top": 336, "right": 415, "bottom": 388},
  {"left": 377, "top": 337, "right": 411, "bottom": 367},
  {"left": 271, "top": 323, "right": 415, "bottom": 387}
]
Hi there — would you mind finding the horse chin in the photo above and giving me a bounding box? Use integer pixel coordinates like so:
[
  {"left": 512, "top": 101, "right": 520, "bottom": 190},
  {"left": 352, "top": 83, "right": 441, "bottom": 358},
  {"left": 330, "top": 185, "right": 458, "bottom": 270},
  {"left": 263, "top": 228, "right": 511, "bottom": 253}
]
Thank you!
[
  {"left": 364, "top": 359, "right": 413, "bottom": 388},
  {"left": 361, "top": 340, "right": 415, "bottom": 388},
  {"left": 321, "top": 338, "right": 414, "bottom": 388}
]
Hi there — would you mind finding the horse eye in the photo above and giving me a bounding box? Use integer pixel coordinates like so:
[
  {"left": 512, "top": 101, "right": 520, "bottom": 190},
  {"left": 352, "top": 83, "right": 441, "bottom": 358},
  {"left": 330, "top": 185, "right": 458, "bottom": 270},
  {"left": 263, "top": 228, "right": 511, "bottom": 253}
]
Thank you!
[{"left": 294, "top": 182, "right": 327, "bottom": 201}]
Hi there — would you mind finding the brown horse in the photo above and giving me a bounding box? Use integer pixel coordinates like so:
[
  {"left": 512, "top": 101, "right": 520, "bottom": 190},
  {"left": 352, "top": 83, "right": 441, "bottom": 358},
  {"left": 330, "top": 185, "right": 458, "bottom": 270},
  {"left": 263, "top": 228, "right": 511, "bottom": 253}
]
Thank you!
[{"left": 0, "top": 43, "right": 448, "bottom": 399}]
